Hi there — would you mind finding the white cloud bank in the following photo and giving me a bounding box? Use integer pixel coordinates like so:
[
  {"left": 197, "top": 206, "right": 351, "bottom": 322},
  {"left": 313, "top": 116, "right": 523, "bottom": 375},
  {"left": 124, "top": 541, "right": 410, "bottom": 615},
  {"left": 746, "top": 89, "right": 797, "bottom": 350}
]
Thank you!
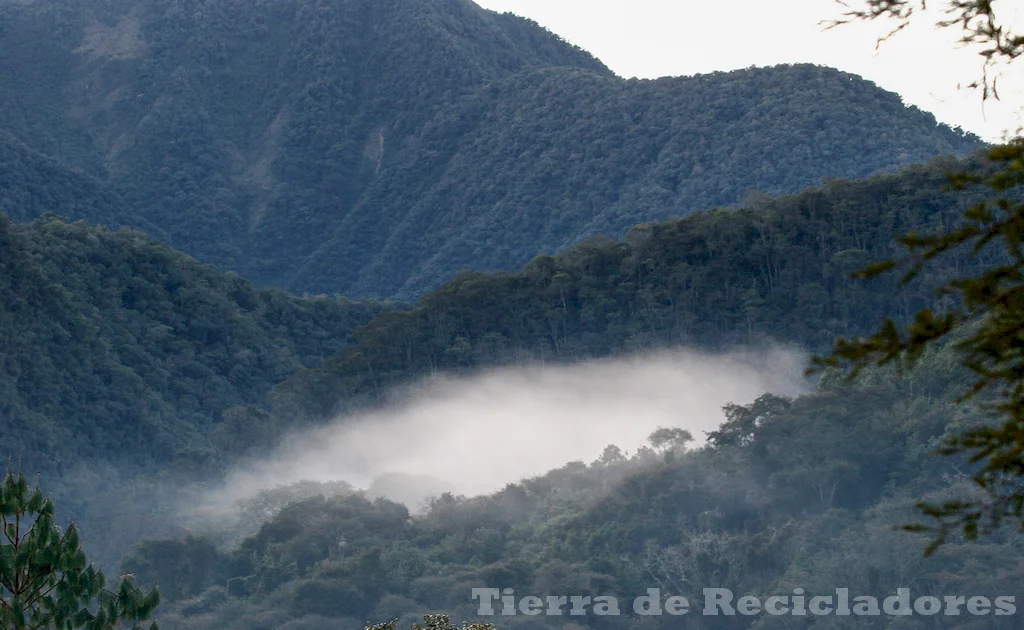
[{"left": 204, "top": 345, "right": 809, "bottom": 514}]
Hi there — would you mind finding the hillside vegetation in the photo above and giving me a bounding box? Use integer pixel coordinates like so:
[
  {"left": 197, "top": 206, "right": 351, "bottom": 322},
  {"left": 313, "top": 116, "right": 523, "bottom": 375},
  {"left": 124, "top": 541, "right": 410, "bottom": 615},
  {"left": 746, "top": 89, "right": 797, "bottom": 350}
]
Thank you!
[
  {"left": 0, "top": 132, "right": 165, "bottom": 236},
  {"left": 244, "top": 157, "right": 989, "bottom": 440},
  {"left": 128, "top": 349, "right": 1023, "bottom": 630},
  {"left": 302, "top": 64, "right": 981, "bottom": 297},
  {"left": 0, "top": 0, "right": 980, "bottom": 298},
  {"left": 0, "top": 213, "right": 385, "bottom": 474},
  {"left": 0, "top": 155, "right": 990, "bottom": 490}
]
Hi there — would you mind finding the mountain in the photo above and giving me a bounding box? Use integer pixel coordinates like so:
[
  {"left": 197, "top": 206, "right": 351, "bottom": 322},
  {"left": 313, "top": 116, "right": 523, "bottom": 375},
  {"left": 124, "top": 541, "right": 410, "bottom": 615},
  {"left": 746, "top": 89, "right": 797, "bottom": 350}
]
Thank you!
[
  {"left": 0, "top": 0, "right": 606, "bottom": 287},
  {"left": 292, "top": 64, "right": 981, "bottom": 298},
  {"left": 0, "top": 0, "right": 980, "bottom": 299},
  {"left": 0, "top": 154, "right": 986, "bottom": 475},
  {"left": 0, "top": 156, "right": 1001, "bottom": 595},
  {"left": 0, "top": 212, "right": 386, "bottom": 474},
  {"left": 249, "top": 156, "right": 986, "bottom": 434}
]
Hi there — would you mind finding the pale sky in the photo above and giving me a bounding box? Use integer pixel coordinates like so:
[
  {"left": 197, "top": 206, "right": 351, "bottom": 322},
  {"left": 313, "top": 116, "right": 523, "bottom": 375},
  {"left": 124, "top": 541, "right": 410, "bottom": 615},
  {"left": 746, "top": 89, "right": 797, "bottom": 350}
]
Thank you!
[{"left": 474, "top": 0, "right": 1024, "bottom": 142}]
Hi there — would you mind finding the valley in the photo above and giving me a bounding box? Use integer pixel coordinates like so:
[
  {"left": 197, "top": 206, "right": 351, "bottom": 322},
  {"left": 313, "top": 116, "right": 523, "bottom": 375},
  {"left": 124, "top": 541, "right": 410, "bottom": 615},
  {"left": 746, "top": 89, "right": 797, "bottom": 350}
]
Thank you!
[{"left": 0, "top": 0, "right": 1020, "bottom": 629}]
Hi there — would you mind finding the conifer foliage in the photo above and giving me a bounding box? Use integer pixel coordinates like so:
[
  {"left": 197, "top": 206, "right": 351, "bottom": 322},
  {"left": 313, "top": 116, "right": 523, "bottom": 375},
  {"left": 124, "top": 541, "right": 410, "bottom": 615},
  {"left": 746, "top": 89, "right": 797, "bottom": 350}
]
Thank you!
[{"left": 0, "top": 473, "right": 159, "bottom": 630}]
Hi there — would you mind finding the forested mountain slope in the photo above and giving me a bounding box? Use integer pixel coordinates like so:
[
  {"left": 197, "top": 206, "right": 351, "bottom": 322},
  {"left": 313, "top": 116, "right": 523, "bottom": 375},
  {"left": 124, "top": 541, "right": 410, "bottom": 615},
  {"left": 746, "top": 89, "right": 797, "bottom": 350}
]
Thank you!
[
  {"left": 0, "top": 0, "right": 980, "bottom": 298},
  {"left": 301, "top": 64, "right": 981, "bottom": 298},
  {"left": 0, "top": 213, "right": 385, "bottom": 474},
  {"left": 0, "top": 132, "right": 165, "bottom": 237},
  {"left": 130, "top": 350, "right": 1024, "bottom": 630},
  {"left": 0, "top": 0, "right": 606, "bottom": 291},
  {"left": 246, "top": 156, "right": 987, "bottom": 438}
]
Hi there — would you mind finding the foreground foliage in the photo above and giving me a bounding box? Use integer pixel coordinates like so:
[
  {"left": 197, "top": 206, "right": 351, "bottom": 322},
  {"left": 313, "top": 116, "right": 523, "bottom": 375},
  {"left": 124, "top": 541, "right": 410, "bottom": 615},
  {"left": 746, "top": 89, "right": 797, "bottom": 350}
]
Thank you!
[
  {"left": 822, "top": 141, "right": 1024, "bottom": 550},
  {"left": 0, "top": 473, "right": 159, "bottom": 630},
  {"left": 820, "top": 0, "right": 1024, "bottom": 549}
]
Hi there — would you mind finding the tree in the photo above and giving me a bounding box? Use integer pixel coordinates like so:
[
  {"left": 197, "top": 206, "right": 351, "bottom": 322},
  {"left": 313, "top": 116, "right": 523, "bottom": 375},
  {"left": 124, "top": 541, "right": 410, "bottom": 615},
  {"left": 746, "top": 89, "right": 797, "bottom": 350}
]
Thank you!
[
  {"left": 0, "top": 473, "right": 160, "bottom": 630},
  {"left": 820, "top": 0, "right": 1024, "bottom": 552},
  {"left": 646, "top": 427, "right": 694, "bottom": 453}
]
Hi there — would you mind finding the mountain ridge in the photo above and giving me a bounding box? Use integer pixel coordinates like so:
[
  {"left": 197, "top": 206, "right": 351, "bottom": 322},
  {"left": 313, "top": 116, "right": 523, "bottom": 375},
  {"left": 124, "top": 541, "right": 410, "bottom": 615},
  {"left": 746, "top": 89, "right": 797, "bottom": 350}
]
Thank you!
[
  {"left": 311, "top": 63, "right": 979, "bottom": 298},
  {"left": 0, "top": 212, "right": 387, "bottom": 473},
  {"left": 0, "top": 0, "right": 981, "bottom": 298}
]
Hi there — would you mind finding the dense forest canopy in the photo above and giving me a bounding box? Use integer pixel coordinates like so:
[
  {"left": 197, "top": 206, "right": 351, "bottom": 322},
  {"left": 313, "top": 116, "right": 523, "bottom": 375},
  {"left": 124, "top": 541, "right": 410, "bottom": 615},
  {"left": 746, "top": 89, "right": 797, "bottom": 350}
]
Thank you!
[
  {"left": 126, "top": 347, "right": 1024, "bottom": 630},
  {"left": 250, "top": 157, "right": 991, "bottom": 435},
  {"left": 0, "top": 212, "right": 386, "bottom": 475},
  {"left": 308, "top": 64, "right": 981, "bottom": 298},
  {"left": 0, "top": 138, "right": 1018, "bottom": 630},
  {"left": 0, "top": 132, "right": 164, "bottom": 235},
  {"left": 0, "top": 0, "right": 981, "bottom": 298}
]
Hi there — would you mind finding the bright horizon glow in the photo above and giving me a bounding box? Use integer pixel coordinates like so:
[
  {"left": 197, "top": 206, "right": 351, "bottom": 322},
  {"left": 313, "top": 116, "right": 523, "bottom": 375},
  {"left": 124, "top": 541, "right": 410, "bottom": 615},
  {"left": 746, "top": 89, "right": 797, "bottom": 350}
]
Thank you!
[{"left": 474, "top": 0, "right": 1024, "bottom": 143}]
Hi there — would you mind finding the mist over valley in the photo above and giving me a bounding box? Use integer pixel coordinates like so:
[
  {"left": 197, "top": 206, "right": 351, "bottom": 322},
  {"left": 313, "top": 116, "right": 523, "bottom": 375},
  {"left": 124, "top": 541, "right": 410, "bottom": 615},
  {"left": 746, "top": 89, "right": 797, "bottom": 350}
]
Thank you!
[{"left": 0, "top": 0, "right": 1020, "bottom": 628}]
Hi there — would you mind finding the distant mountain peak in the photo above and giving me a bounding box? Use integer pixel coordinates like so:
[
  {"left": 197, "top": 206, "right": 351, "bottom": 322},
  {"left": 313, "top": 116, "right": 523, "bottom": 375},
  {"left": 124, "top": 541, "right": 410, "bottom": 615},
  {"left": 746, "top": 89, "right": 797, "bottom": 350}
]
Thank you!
[{"left": 0, "top": 0, "right": 980, "bottom": 299}]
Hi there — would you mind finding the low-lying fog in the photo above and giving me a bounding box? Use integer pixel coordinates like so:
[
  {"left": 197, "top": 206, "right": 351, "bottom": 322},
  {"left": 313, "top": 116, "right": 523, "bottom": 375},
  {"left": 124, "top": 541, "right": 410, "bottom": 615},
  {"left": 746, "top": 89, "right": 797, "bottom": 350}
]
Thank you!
[{"left": 200, "top": 345, "right": 809, "bottom": 520}]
